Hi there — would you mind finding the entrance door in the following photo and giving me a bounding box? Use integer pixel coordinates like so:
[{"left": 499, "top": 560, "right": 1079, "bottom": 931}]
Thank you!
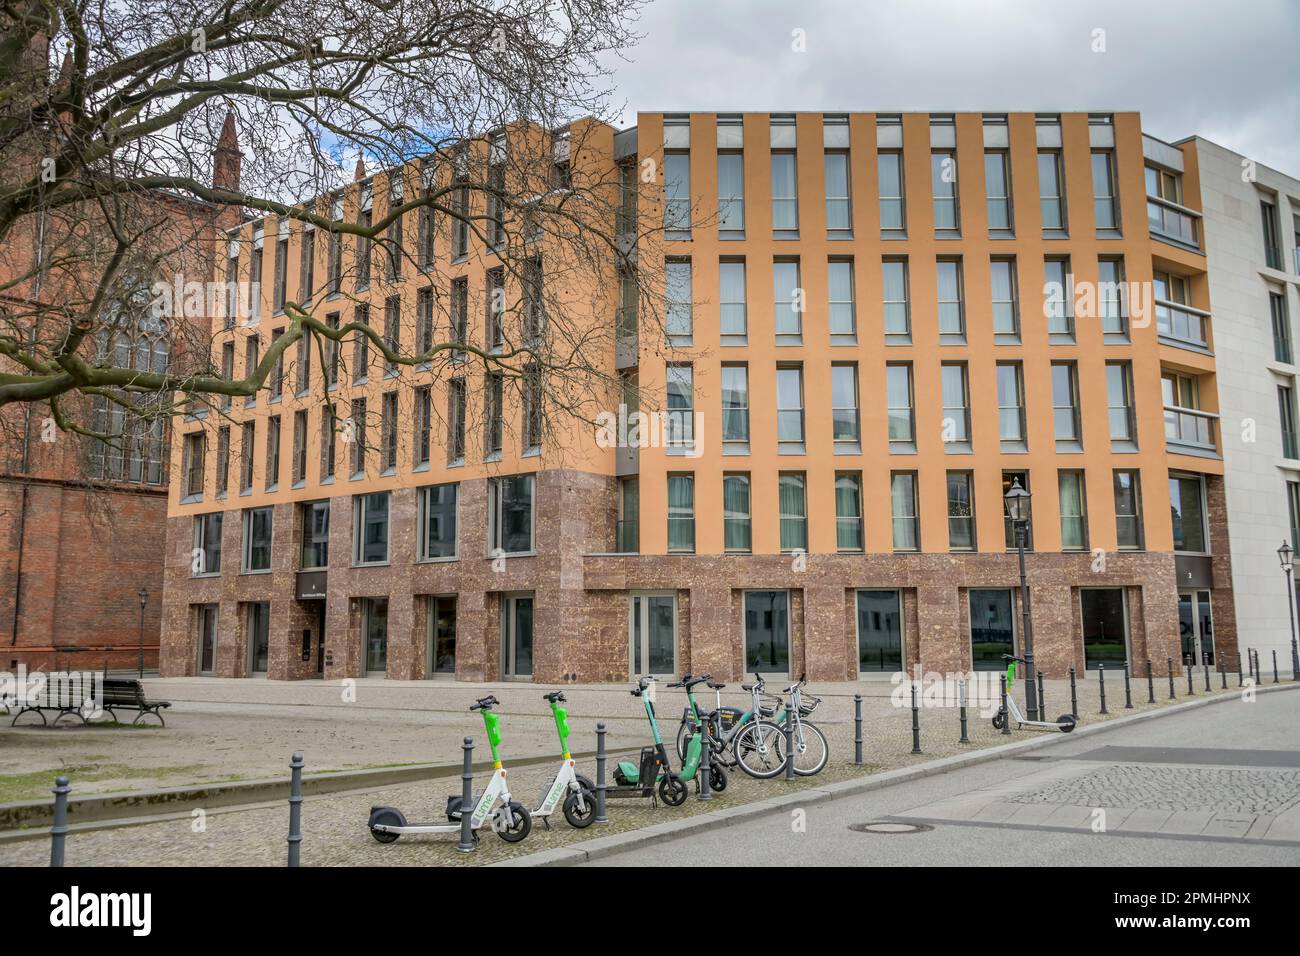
[
  {"left": 502, "top": 594, "right": 534, "bottom": 679},
  {"left": 856, "top": 590, "right": 902, "bottom": 673},
  {"left": 1178, "top": 590, "right": 1215, "bottom": 667},
  {"left": 315, "top": 602, "right": 326, "bottom": 676},
  {"left": 429, "top": 595, "right": 457, "bottom": 677},
  {"left": 744, "top": 591, "right": 790, "bottom": 675},
  {"left": 1081, "top": 588, "right": 1129, "bottom": 669},
  {"left": 969, "top": 589, "right": 1016, "bottom": 671},
  {"left": 247, "top": 602, "right": 270, "bottom": 675},
  {"left": 198, "top": 604, "right": 219, "bottom": 674},
  {"left": 363, "top": 598, "right": 389, "bottom": 675},
  {"left": 630, "top": 593, "right": 677, "bottom": 678}
]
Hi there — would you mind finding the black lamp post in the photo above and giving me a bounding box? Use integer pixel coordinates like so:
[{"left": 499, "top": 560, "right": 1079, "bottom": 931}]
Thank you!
[
  {"left": 137, "top": 588, "right": 149, "bottom": 678},
  {"left": 1278, "top": 542, "right": 1300, "bottom": 681},
  {"left": 1005, "top": 477, "right": 1038, "bottom": 720}
]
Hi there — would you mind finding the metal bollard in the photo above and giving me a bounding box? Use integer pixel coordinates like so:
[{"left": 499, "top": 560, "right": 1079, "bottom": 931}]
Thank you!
[
  {"left": 853, "top": 694, "right": 863, "bottom": 765},
  {"left": 287, "top": 752, "right": 304, "bottom": 867},
  {"left": 49, "top": 776, "right": 70, "bottom": 867},
  {"left": 698, "top": 717, "right": 712, "bottom": 802},
  {"left": 1168, "top": 657, "right": 1176, "bottom": 699},
  {"left": 1220, "top": 663, "right": 1227, "bottom": 690},
  {"left": 1273, "top": 650, "right": 1280, "bottom": 684},
  {"left": 1146, "top": 658, "right": 1155, "bottom": 704},
  {"left": 1036, "top": 671, "right": 1046, "bottom": 721},
  {"left": 1123, "top": 663, "right": 1133, "bottom": 709},
  {"left": 594, "top": 723, "right": 608, "bottom": 824},
  {"left": 1237, "top": 651, "right": 1243, "bottom": 688},
  {"left": 910, "top": 683, "right": 922, "bottom": 753},
  {"left": 1001, "top": 674, "right": 1011, "bottom": 735},
  {"left": 1069, "top": 666, "right": 1078, "bottom": 719},
  {"left": 784, "top": 700, "right": 796, "bottom": 780},
  {"left": 958, "top": 680, "right": 970, "bottom": 744},
  {"left": 1098, "top": 663, "right": 1108, "bottom": 715},
  {"left": 456, "top": 738, "right": 475, "bottom": 853},
  {"left": 1204, "top": 663, "right": 1210, "bottom": 692}
]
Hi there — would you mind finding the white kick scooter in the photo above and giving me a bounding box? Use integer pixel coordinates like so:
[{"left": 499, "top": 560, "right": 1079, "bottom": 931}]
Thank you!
[{"left": 992, "top": 655, "right": 1077, "bottom": 733}]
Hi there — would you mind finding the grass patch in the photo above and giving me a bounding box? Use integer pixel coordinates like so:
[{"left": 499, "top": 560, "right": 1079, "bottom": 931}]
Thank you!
[{"left": 0, "top": 762, "right": 208, "bottom": 803}]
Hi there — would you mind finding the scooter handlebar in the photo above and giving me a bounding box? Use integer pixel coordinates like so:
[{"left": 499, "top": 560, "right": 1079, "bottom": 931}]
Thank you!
[{"left": 470, "top": 695, "right": 499, "bottom": 711}]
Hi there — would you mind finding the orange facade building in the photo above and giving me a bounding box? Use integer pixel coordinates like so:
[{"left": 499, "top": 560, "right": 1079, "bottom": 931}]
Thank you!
[{"left": 160, "top": 112, "right": 1233, "bottom": 683}]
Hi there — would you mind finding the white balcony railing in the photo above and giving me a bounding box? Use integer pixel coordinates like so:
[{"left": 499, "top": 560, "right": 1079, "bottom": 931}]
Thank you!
[
  {"left": 1155, "top": 299, "right": 1209, "bottom": 350},
  {"left": 1164, "top": 405, "right": 1217, "bottom": 451},
  {"left": 1147, "top": 195, "right": 1200, "bottom": 249}
]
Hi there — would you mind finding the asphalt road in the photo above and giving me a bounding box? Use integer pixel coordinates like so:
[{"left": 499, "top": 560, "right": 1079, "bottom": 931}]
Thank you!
[{"left": 583, "top": 687, "right": 1300, "bottom": 866}]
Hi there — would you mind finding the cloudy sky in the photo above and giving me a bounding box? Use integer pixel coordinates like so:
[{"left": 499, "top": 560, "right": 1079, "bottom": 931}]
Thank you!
[{"left": 605, "top": 0, "right": 1300, "bottom": 174}]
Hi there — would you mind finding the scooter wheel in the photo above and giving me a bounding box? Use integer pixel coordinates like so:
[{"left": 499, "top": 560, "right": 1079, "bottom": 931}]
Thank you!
[
  {"left": 563, "top": 787, "right": 598, "bottom": 828},
  {"left": 709, "top": 765, "right": 728, "bottom": 792},
  {"left": 495, "top": 801, "right": 532, "bottom": 843},
  {"left": 368, "top": 806, "right": 405, "bottom": 844},
  {"left": 658, "top": 775, "right": 688, "bottom": 808},
  {"left": 1057, "top": 714, "right": 1077, "bottom": 734},
  {"left": 991, "top": 713, "right": 1004, "bottom": 730},
  {"left": 576, "top": 774, "right": 596, "bottom": 795}
]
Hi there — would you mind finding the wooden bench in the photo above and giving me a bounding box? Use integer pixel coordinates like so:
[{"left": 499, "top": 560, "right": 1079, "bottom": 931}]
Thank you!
[
  {"left": 99, "top": 678, "right": 172, "bottom": 726},
  {"left": 8, "top": 677, "right": 170, "bottom": 727}
]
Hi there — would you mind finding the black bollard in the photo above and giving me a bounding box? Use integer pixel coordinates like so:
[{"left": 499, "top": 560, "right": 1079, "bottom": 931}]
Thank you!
[
  {"left": 1036, "top": 671, "right": 1046, "bottom": 721},
  {"left": 1146, "top": 658, "right": 1155, "bottom": 704},
  {"left": 1204, "top": 663, "right": 1210, "bottom": 692},
  {"left": 1187, "top": 659, "right": 1194, "bottom": 695},
  {"left": 1237, "top": 651, "right": 1243, "bottom": 688},
  {"left": 1168, "top": 657, "right": 1176, "bottom": 699},
  {"left": 854, "top": 694, "right": 863, "bottom": 765},
  {"left": 910, "top": 683, "right": 922, "bottom": 753},
  {"left": 1273, "top": 650, "right": 1280, "bottom": 684},
  {"left": 594, "top": 723, "right": 608, "bottom": 824},
  {"left": 1001, "top": 675, "right": 1011, "bottom": 735},
  {"left": 698, "top": 716, "right": 712, "bottom": 802},
  {"left": 959, "top": 680, "right": 970, "bottom": 744},
  {"left": 49, "top": 776, "right": 70, "bottom": 867},
  {"left": 456, "top": 738, "right": 475, "bottom": 853},
  {"left": 1123, "top": 663, "right": 1133, "bottom": 709},
  {"left": 785, "top": 698, "right": 796, "bottom": 780},
  {"left": 287, "top": 752, "right": 304, "bottom": 867},
  {"left": 1220, "top": 662, "right": 1228, "bottom": 690},
  {"left": 1069, "top": 666, "right": 1078, "bottom": 719},
  {"left": 1098, "top": 662, "right": 1108, "bottom": 715}
]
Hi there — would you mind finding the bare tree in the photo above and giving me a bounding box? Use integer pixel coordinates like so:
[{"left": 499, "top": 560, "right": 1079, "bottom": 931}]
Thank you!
[{"left": 0, "top": 0, "right": 674, "bottom": 466}]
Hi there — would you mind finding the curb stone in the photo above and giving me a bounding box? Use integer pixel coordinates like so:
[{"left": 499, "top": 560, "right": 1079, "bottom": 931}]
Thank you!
[{"left": 491, "top": 683, "right": 1300, "bottom": 867}]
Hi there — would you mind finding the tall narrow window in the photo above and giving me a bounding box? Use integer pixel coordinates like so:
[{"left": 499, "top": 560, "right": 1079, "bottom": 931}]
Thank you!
[
  {"left": 835, "top": 472, "right": 864, "bottom": 552},
  {"left": 452, "top": 156, "right": 469, "bottom": 258},
  {"left": 447, "top": 378, "right": 466, "bottom": 462},
  {"left": 352, "top": 305, "right": 369, "bottom": 384},
  {"left": 831, "top": 363, "right": 860, "bottom": 449},
  {"left": 355, "top": 190, "right": 372, "bottom": 289},
  {"left": 664, "top": 151, "right": 691, "bottom": 237},
  {"left": 617, "top": 157, "right": 638, "bottom": 235},
  {"left": 350, "top": 397, "right": 367, "bottom": 476},
  {"left": 824, "top": 150, "right": 851, "bottom": 235},
  {"left": 383, "top": 296, "right": 400, "bottom": 376},
  {"left": 1261, "top": 199, "right": 1282, "bottom": 270},
  {"left": 1058, "top": 471, "right": 1088, "bottom": 550},
  {"left": 244, "top": 334, "right": 259, "bottom": 406},
  {"left": 720, "top": 259, "right": 747, "bottom": 340},
  {"left": 381, "top": 391, "right": 398, "bottom": 470},
  {"left": 718, "top": 151, "right": 745, "bottom": 236},
  {"left": 522, "top": 364, "right": 543, "bottom": 452},
  {"left": 773, "top": 259, "right": 802, "bottom": 340},
  {"left": 301, "top": 501, "right": 330, "bottom": 569},
  {"left": 269, "top": 327, "right": 285, "bottom": 399},
  {"left": 295, "top": 329, "right": 311, "bottom": 395},
  {"left": 1038, "top": 150, "right": 1066, "bottom": 233},
  {"left": 1271, "top": 291, "right": 1292, "bottom": 365},
  {"left": 1113, "top": 470, "right": 1143, "bottom": 550},
  {"left": 886, "top": 364, "right": 915, "bottom": 445},
  {"left": 828, "top": 259, "right": 856, "bottom": 339},
  {"left": 666, "top": 259, "right": 693, "bottom": 343},
  {"left": 326, "top": 200, "right": 342, "bottom": 296},
  {"left": 1052, "top": 362, "right": 1081, "bottom": 448},
  {"left": 273, "top": 224, "right": 288, "bottom": 311},
  {"left": 182, "top": 432, "right": 205, "bottom": 498},
  {"left": 320, "top": 408, "right": 336, "bottom": 480},
  {"left": 776, "top": 365, "right": 805, "bottom": 451},
  {"left": 1280, "top": 385, "right": 1298, "bottom": 460},
  {"left": 997, "top": 363, "right": 1025, "bottom": 447},
  {"left": 947, "top": 471, "right": 975, "bottom": 551},
  {"left": 1098, "top": 258, "right": 1127, "bottom": 336},
  {"left": 666, "top": 364, "right": 694, "bottom": 451},
  {"left": 878, "top": 151, "right": 905, "bottom": 235},
  {"left": 723, "top": 473, "right": 752, "bottom": 552},
  {"left": 936, "top": 258, "right": 965, "bottom": 337},
  {"left": 779, "top": 473, "right": 808, "bottom": 552},
  {"left": 618, "top": 476, "right": 639, "bottom": 553},
  {"left": 242, "top": 507, "right": 273, "bottom": 572},
  {"left": 451, "top": 277, "right": 468, "bottom": 357},
  {"left": 220, "top": 342, "right": 234, "bottom": 410},
  {"left": 941, "top": 363, "right": 970, "bottom": 446},
  {"left": 215, "top": 426, "right": 230, "bottom": 496},
  {"left": 484, "top": 268, "right": 504, "bottom": 352},
  {"left": 1106, "top": 362, "right": 1136, "bottom": 447},
  {"left": 1169, "top": 474, "right": 1207, "bottom": 553},
  {"left": 326, "top": 312, "right": 340, "bottom": 386},
  {"left": 354, "top": 492, "right": 390, "bottom": 565},
  {"left": 417, "top": 287, "right": 434, "bottom": 359},
  {"left": 931, "top": 151, "right": 958, "bottom": 234},
  {"left": 721, "top": 364, "right": 749, "bottom": 449},
  {"left": 770, "top": 151, "right": 799, "bottom": 236},
  {"left": 1003, "top": 471, "right": 1032, "bottom": 550},
  {"left": 420, "top": 483, "right": 457, "bottom": 560},
  {"left": 667, "top": 473, "right": 695, "bottom": 553},
  {"left": 1044, "top": 257, "right": 1073, "bottom": 336},
  {"left": 890, "top": 472, "right": 919, "bottom": 551},
  {"left": 265, "top": 415, "right": 280, "bottom": 489},
  {"left": 292, "top": 410, "right": 307, "bottom": 484},
  {"left": 488, "top": 475, "right": 534, "bottom": 554},
  {"left": 985, "top": 150, "right": 1012, "bottom": 235},
  {"left": 1092, "top": 150, "right": 1118, "bottom": 232},
  {"left": 990, "top": 258, "right": 1019, "bottom": 336},
  {"left": 882, "top": 258, "right": 910, "bottom": 336},
  {"left": 485, "top": 373, "right": 504, "bottom": 457}
]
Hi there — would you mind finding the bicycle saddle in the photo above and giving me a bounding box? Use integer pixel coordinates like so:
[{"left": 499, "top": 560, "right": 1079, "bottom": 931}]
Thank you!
[{"left": 707, "top": 682, "right": 725, "bottom": 690}]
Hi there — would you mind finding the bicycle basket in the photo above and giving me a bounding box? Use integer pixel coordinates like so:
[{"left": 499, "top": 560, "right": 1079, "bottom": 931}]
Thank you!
[
  {"left": 798, "top": 695, "right": 821, "bottom": 717},
  {"left": 758, "top": 695, "right": 781, "bottom": 719}
]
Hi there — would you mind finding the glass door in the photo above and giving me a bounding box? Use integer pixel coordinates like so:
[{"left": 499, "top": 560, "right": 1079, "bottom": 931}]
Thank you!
[
  {"left": 1178, "top": 590, "right": 1215, "bottom": 667},
  {"left": 1081, "top": 588, "right": 1129, "bottom": 669},
  {"left": 856, "top": 590, "right": 902, "bottom": 673},
  {"left": 744, "top": 591, "right": 790, "bottom": 675},
  {"left": 363, "top": 598, "right": 388, "bottom": 675},
  {"left": 428, "top": 595, "right": 457, "bottom": 677},
  {"left": 502, "top": 594, "right": 534, "bottom": 679},
  {"left": 969, "top": 589, "right": 1016, "bottom": 670},
  {"left": 247, "top": 602, "right": 270, "bottom": 674},
  {"left": 630, "top": 593, "right": 677, "bottom": 678},
  {"left": 198, "top": 605, "right": 219, "bottom": 674}
]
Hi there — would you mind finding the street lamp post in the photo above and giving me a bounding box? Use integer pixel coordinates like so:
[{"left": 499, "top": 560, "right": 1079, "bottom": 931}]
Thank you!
[
  {"left": 137, "top": 588, "right": 149, "bottom": 678},
  {"left": 1005, "top": 478, "right": 1038, "bottom": 721},
  {"left": 1278, "top": 543, "right": 1300, "bottom": 681}
]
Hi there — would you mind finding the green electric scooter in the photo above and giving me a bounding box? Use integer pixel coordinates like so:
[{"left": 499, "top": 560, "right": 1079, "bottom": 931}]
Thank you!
[
  {"left": 668, "top": 674, "right": 727, "bottom": 793},
  {"left": 609, "top": 676, "right": 689, "bottom": 807}
]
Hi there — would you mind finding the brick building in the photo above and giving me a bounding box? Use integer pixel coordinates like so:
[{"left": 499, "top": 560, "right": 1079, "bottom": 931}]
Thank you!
[{"left": 160, "top": 111, "right": 1235, "bottom": 683}]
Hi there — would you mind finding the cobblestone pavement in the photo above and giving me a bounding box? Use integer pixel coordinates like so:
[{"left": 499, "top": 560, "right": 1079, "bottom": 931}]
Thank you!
[
  {"left": 0, "top": 675, "right": 1255, "bottom": 866},
  {"left": 1006, "top": 764, "right": 1300, "bottom": 815}
]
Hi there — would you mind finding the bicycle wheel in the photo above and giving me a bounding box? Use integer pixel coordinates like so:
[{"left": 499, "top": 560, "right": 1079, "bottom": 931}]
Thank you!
[
  {"left": 674, "top": 721, "right": 690, "bottom": 762},
  {"left": 789, "top": 720, "right": 829, "bottom": 776},
  {"left": 732, "top": 720, "right": 787, "bottom": 779}
]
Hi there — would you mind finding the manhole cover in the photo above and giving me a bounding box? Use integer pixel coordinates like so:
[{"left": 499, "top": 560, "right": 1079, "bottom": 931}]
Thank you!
[{"left": 847, "top": 822, "right": 932, "bottom": 834}]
